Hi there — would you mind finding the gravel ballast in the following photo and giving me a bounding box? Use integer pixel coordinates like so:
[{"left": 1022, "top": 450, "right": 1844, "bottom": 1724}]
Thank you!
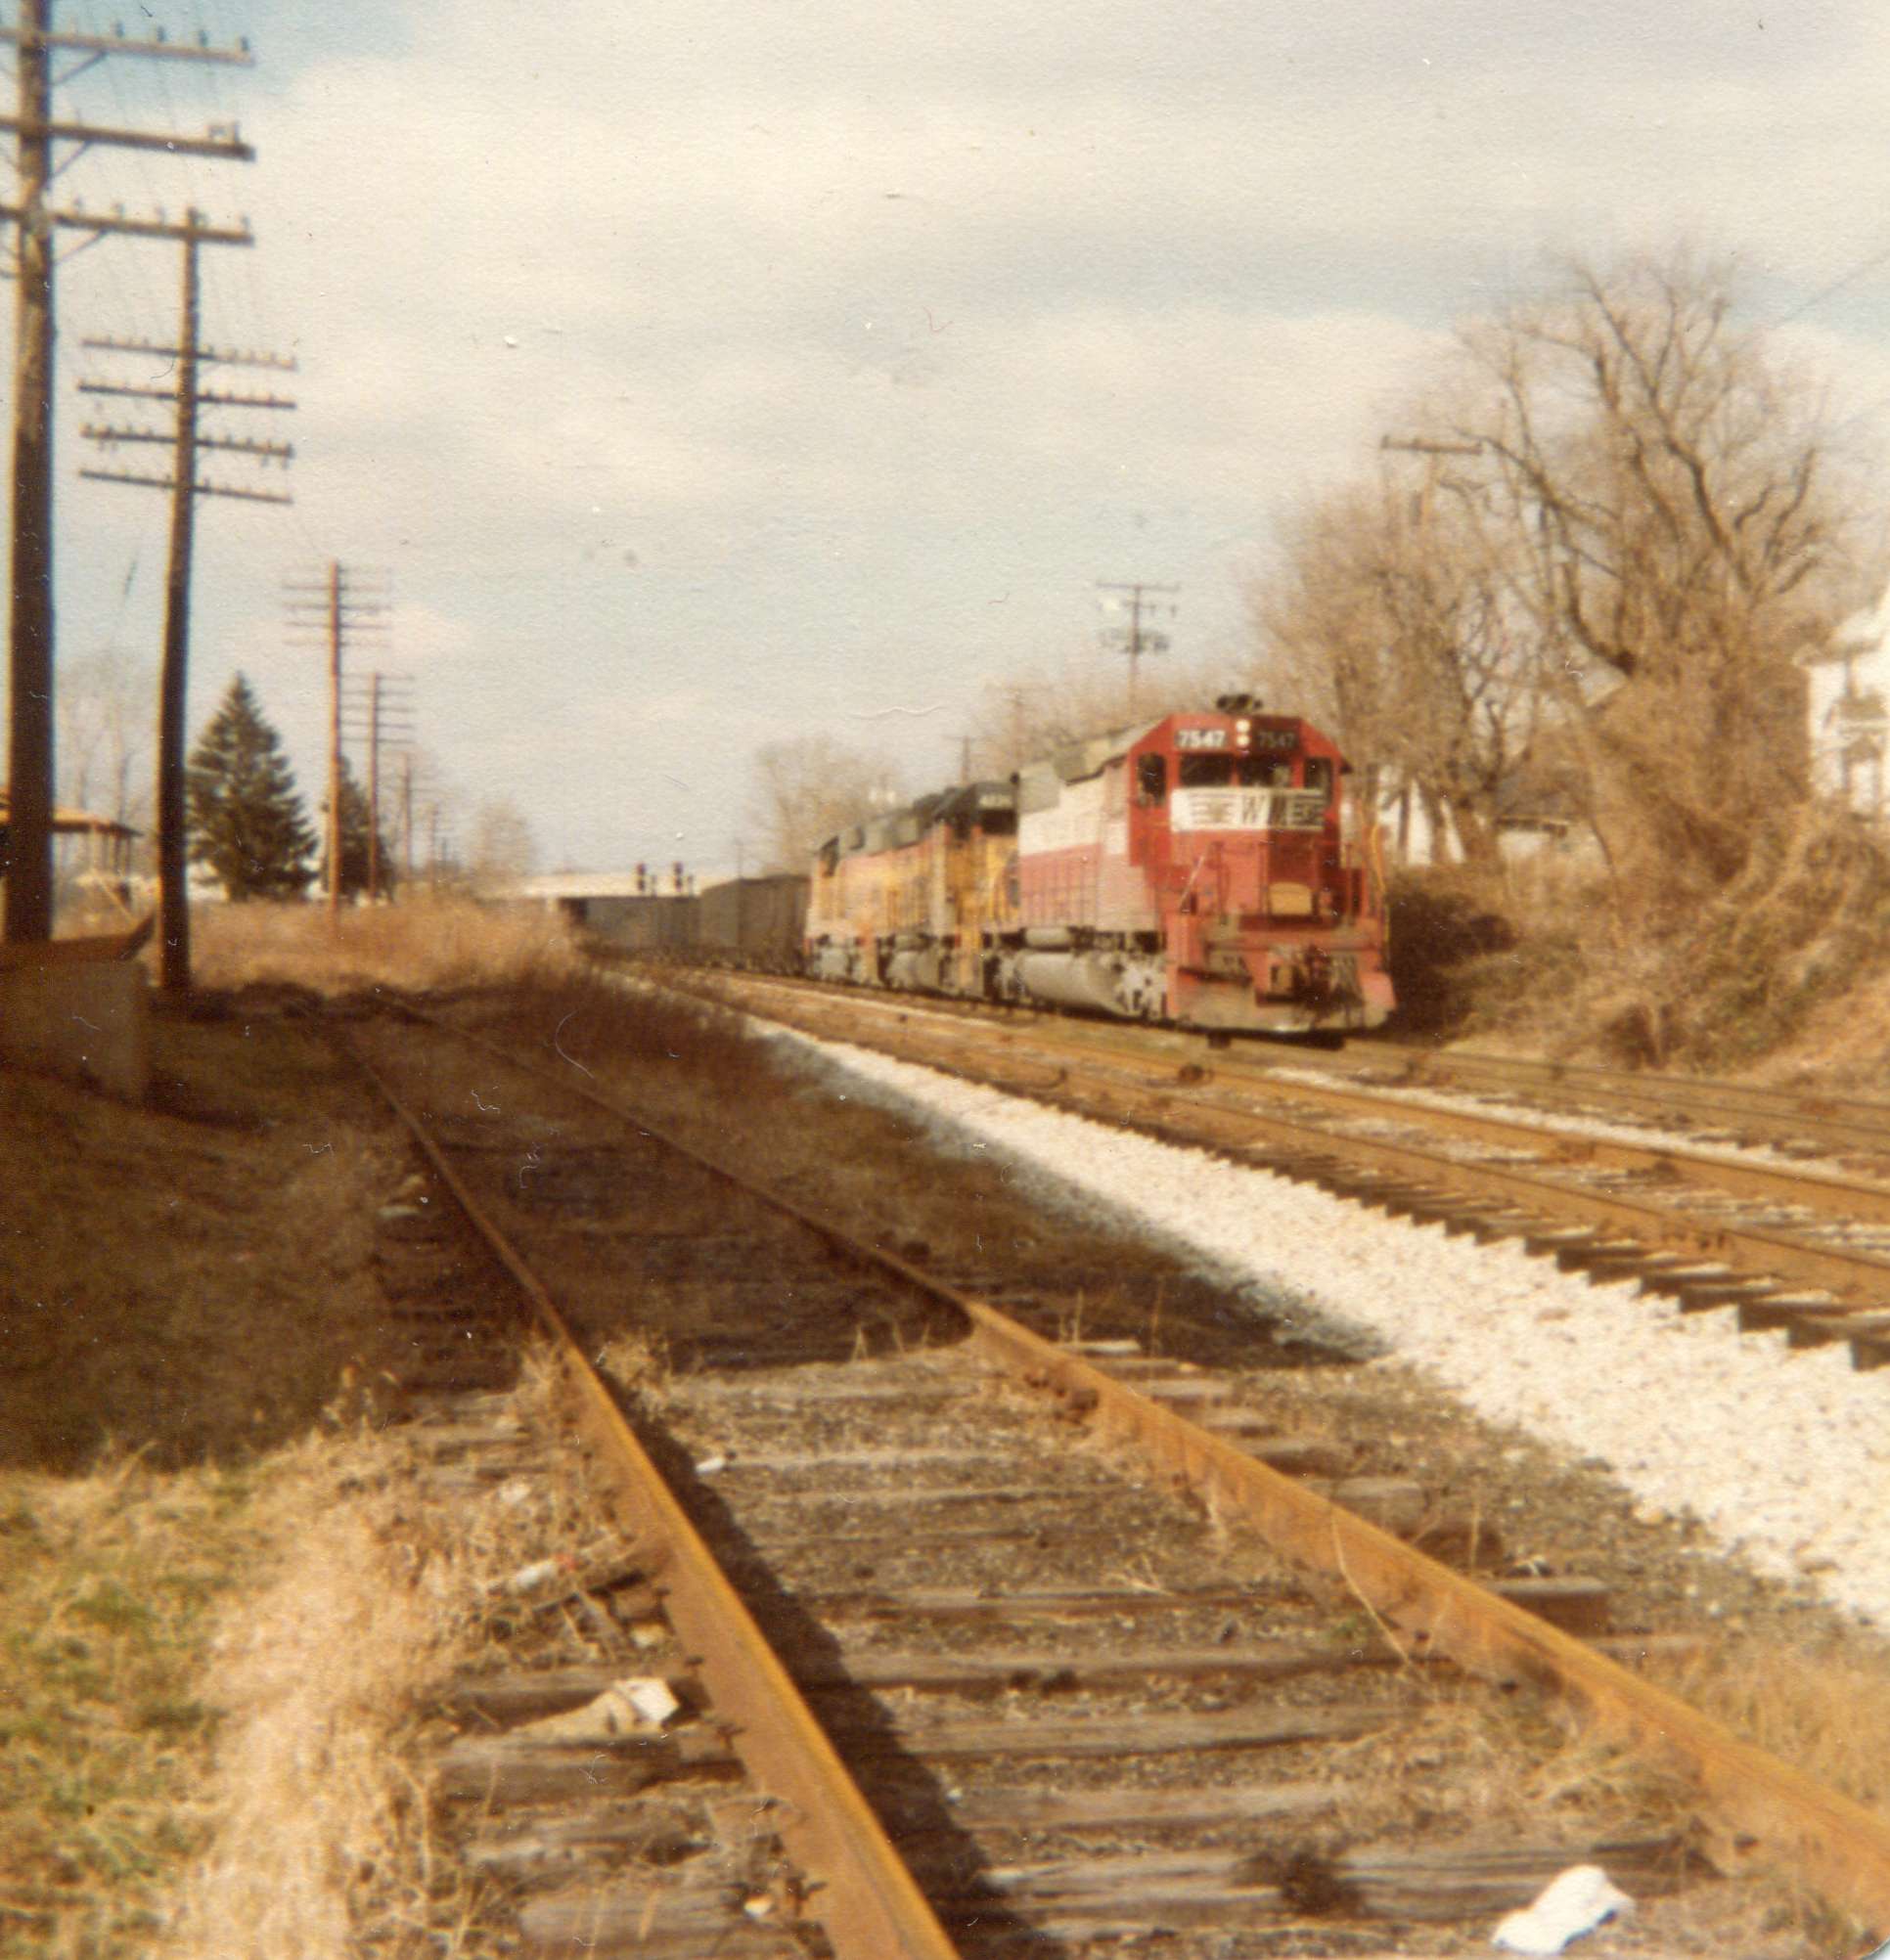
[{"left": 784, "top": 1034, "right": 1890, "bottom": 1631}]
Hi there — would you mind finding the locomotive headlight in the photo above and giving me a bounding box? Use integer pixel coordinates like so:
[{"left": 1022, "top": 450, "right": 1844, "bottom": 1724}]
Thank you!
[{"left": 1236, "top": 718, "right": 1252, "bottom": 748}]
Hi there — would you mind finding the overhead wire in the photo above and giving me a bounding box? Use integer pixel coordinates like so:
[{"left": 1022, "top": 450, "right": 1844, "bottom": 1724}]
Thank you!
[{"left": 1772, "top": 241, "right": 1890, "bottom": 330}]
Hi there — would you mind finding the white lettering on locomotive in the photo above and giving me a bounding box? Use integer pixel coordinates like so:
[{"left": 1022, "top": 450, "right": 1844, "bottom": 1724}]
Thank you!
[{"left": 1169, "top": 787, "right": 1327, "bottom": 831}]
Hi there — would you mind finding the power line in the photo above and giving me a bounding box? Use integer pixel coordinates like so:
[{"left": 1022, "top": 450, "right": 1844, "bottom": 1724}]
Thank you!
[
  {"left": 77, "top": 220, "right": 293, "bottom": 989},
  {"left": 1772, "top": 242, "right": 1890, "bottom": 329},
  {"left": 284, "top": 562, "right": 389, "bottom": 917},
  {"left": 1096, "top": 580, "right": 1179, "bottom": 717},
  {"left": 2, "top": 0, "right": 255, "bottom": 946}
]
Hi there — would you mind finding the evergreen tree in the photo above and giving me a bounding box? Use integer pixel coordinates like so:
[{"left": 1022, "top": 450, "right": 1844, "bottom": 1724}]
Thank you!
[
  {"left": 320, "top": 758, "right": 396, "bottom": 901},
  {"left": 186, "top": 675, "right": 317, "bottom": 900}
]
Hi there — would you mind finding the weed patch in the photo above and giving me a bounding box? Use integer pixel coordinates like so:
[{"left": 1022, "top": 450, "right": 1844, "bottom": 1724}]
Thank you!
[
  {"left": 0, "top": 1453, "right": 268, "bottom": 1958},
  {"left": 189, "top": 896, "right": 577, "bottom": 999}
]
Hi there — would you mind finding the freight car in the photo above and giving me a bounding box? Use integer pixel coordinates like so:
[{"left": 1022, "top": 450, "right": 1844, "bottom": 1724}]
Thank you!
[
  {"left": 569, "top": 874, "right": 808, "bottom": 969},
  {"left": 805, "top": 696, "right": 1392, "bottom": 1036},
  {"left": 695, "top": 872, "right": 809, "bottom": 971},
  {"left": 569, "top": 889, "right": 701, "bottom": 954}
]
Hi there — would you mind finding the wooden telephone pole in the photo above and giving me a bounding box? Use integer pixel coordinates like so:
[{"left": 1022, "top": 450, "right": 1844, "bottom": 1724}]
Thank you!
[
  {"left": 79, "top": 245, "right": 295, "bottom": 992},
  {"left": 1097, "top": 581, "right": 1180, "bottom": 717},
  {"left": 284, "top": 565, "right": 388, "bottom": 915},
  {"left": 0, "top": 1, "right": 256, "bottom": 945},
  {"left": 339, "top": 671, "right": 415, "bottom": 902}
]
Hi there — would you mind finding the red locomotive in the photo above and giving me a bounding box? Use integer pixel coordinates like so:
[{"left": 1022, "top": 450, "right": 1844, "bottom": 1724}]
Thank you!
[{"left": 807, "top": 695, "right": 1393, "bottom": 1037}]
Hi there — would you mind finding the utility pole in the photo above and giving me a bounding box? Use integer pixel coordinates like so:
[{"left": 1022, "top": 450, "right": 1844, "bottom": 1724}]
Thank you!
[
  {"left": 339, "top": 671, "right": 414, "bottom": 902},
  {"left": 1096, "top": 581, "right": 1179, "bottom": 717},
  {"left": 1379, "top": 435, "right": 1487, "bottom": 524},
  {"left": 284, "top": 564, "right": 388, "bottom": 916},
  {"left": 397, "top": 751, "right": 415, "bottom": 883},
  {"left": 988, "top": 682, "right": 1040, "bottom": 776},
  {"left": 79, "top": 243, "right": 294, "bottom": 992},
  {"left": 1, "top": 3, "right": 254, "bottom": 945},
  {"left": 1379, "top": 436, "right": 1484, "bottom": 459}
]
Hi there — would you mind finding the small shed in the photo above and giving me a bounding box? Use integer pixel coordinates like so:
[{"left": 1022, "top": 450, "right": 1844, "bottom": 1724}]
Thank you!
[{"left": 0, "top": 789, "right": 146, "bottom": 915}]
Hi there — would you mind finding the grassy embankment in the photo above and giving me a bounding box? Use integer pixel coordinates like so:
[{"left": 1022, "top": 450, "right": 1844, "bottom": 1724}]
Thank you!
[
  {"left": 1, "top": 899, "right": 587, "bottom": 1957},
  {"left": 1387, "top": 806, "right": 1890, "bottom": 1079}
]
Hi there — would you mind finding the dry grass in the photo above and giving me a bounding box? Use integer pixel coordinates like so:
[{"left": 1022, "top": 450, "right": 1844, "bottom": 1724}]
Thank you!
[
  {"left": 0, "top": 1011, "right": 417, "bottom": 1470},
  {"left": 189, "top": 897, "right": 578, "bottom": 999},
  {"left": 164, "top": 1350, "right": 650, "bottom": 1959},
  {"left": 594, "top": 1330, "right": 678, "bottom": 1408},
  {"left": 0, "top": 1452, "right": 251, "bottom": 1957},
  {"left": 0, "top": 1431, "right": 470, "bottom": 1960},
  {"left": 1657, "top": 1634, "right": 1890, "bottom": 1816},
  {"left": 1389, "top": 809, "right": 1890, "bottom": 1075},
  {"left": 1318, "top": 1681, "right": 1679, "bottom": 1844},
  {"left": 160, "top": 1429, "right": 461, "bottom": 1960}
]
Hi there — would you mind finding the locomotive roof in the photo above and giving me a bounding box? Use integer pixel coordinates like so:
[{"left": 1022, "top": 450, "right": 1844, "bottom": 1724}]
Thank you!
[
  {"left": 818, "top": 779, "right": 1014, "bottom": 859},
  {"left": 1040, "top": 719, "right": 1157, "bottom": 784},
  {"left": 931, "top": 779, "right": 1014, "bottom": 822}
]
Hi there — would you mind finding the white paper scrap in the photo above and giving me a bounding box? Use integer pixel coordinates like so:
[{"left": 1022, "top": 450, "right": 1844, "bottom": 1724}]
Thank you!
[
  {"left": 623, "top": 1676, "right": 682, "bottom": 1726},
  {"left": 1492, "top": 1865, "right": 1632, "bottom": 1956}
]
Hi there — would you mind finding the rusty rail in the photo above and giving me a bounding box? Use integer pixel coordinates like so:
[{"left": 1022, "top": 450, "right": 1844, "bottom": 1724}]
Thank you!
[
  {"left": 402, "top": 1002, "right": 1890, "bottom": 1932},
  {"left": 339, "top": 1031, "right": 961, "bottom": 1960},
  {"left": 704, "top": 966, "right": 1890, "bottom": 1163},
  {"left": 713, "top": 974, "right": 1890, "bottom": 1316}
]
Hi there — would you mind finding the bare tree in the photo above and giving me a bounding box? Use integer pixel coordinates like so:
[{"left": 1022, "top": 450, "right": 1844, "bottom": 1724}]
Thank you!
[
  {"left": 1257, "top": 466, "right": 1542, "bottom": 869},
  {"left": 1443, "top": 248, "right": 1877, "bottom": 909},
  {"left": 57, "top": 649, "right": 153, "bottom": 828},
  {"left": 1257, "top": 247, "right": 1879, "bottom": 916},
  {"left": 747, "top": 735, "right": 906, "bottom": 871},
  {"left": 467, "top": 795, "right": 537, "bottom": 896},
  {"left": 967, "top": 650, "right": 1219, "bottom": 780}
]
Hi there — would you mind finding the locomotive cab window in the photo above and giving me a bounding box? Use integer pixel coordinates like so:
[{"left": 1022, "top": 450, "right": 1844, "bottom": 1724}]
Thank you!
[
  {"left": 1135, "top": 754, "right": 1167, "bottom": 803},
  {"left": 981, "top": 808, "right": 1017, "bottom": 836},
  {"left": 1178, "top": 754, "right": 1235, "bottom": 788},
  {"left": 1236, "top": 755, "right": 1293, "bottom": 787},
  {"left": 1303, "top": 757, "right": 1333, "bottom": 802}
]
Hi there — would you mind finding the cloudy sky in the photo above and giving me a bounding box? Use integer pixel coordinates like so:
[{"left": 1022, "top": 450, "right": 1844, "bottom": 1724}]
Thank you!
[{"left": 23, "top": 1, "right": 1890, "bottom": 872}]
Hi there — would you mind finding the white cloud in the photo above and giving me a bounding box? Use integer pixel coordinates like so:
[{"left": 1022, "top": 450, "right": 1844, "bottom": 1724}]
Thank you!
[{"left": 17, "top": 0, "right": 1890, "bottom": 870}]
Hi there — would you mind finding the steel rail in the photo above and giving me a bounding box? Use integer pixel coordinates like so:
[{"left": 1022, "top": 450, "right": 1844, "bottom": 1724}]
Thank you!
[
  {"left": 401, "top": 1004, "right": 1890, "bottom": 1931},
  {"left": 689, "top": 965, "right": 1890, "bottom": 1160},
  {"left": 338, "top": 1031, "right": 962, "bottom": 1960},
  {"left": 1357, "top": 1043, "right": 1890, "bottom": 1148},
  {"left": 791, "top": 986, "right": 1890, "bottom": 1229},
  {"left": 711, "top": 977, "right": 1890, "bottom": 1315}
]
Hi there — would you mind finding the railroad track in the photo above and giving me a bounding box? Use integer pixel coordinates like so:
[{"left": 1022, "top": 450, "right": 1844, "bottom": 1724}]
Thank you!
[
  {"left": 665, "top": 965, "right": 1890, "bottom": 1159},
  {"left": 681, "top": 970, "right": 1890, "bottom": 1371},
  {"left": 1317, "top": 1042, "right": 1890, "bottom": 1168},
  {"left": 322, "top": 992, "right": 1890, "bottom": 1956}
]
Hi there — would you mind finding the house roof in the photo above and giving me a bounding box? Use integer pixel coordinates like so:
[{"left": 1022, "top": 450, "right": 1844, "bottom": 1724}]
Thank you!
[{"left": 0, "top": 789, "right": 140, "bottom": 838}]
